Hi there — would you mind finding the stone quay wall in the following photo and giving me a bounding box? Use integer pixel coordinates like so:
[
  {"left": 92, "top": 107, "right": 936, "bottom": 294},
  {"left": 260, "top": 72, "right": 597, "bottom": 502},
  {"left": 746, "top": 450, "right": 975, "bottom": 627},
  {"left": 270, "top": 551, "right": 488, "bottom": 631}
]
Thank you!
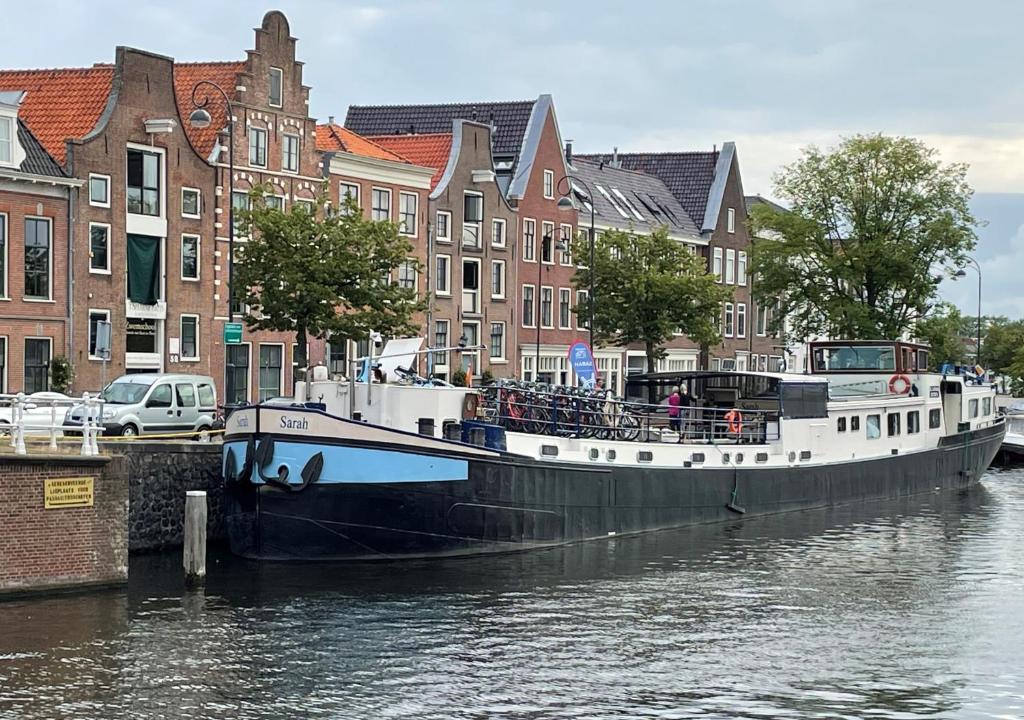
[{"left": 0, "top": 453, "right": 129, "bottom": 596}]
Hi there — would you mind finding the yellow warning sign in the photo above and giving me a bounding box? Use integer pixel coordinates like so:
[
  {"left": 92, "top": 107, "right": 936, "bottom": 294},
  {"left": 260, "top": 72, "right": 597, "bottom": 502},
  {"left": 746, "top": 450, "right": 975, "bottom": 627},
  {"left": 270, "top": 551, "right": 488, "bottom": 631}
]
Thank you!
[{"left": 44, "top": 477, "right": 95, "bottom": 509}]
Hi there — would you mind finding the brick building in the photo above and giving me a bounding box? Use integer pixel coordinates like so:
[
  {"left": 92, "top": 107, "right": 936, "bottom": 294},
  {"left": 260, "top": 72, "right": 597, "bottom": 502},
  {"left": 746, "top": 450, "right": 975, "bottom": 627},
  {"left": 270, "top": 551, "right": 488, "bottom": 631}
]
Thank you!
[{"left": 0, "top": 91, "right": 79, "bottom": 393}]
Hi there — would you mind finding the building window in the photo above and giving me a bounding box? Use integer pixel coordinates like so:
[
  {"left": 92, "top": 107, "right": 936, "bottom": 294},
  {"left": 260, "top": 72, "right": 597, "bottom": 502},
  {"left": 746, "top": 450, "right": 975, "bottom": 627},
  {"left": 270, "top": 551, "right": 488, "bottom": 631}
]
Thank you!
[
  {"left": 232, "top": 191, "right": 250, "bottom": 238},
  {"left": 727, "top": 207, "right": 736, "bottom": 233},
  {"left": 398, "top": 259, "right": 417, "bottom": 290},
  {"left": 181, "top": 187, "right": 201, "bottom": 218},
  {"left": 180, "top": 315, "right": 199, "bottom": 360},
  {"left": 724, "top": 303, "right": 734, "bottom": 337},
  {"left": 576, "top": 290, "right": 589, "bottom": 329},
  {"left": 89, "top": 223, "right": 110, "bottom": 273},
  {"left": 24, "top": 217, "right": 51, "bottom": 300},
  {"left": 0, "top": 214, "right": 6, "bottom": 297},
  {"left": 127, "top": 149, "right": 160, "bottom": 216},
  {"left": 226, "top": 344, "right": 250, "bottom": 404},
  {"left": 328, "top": 340, "right": 347, "bottom": 376},
  {"left": 433, "top": 320, "right": 449, "bottom": 367},
  {"left": 888, "top": 412, "right": 901, "bottom": 437},
  {"left": 492, "top": 218, "right": 506, "bottom": 248},
  {"left": 339, "top": 183, "right": 359, "bottom": 213},
  {"left": 522, "top": 284, "right": 535, "bottom": 327},
  {"left": 541, "top": 221, "right": 555, "bottom": 263},
  {"left": 543, "top": 169, "right": 554, "bottom": 199},
  {"left": 559, "top": 224, "right": 573, "bottom": 265},
  {"left": 738, "top": 251, "right": 747, "bottom": 286},
  {"left": 866, "top": 414, "right": 881, "bottom": 439},
  {"left": 436, "top": 211, "right": 451, "bottom": 242},
  {"left": 181, "top": 235, "right": 200, "bottom": 281},
  {"left": 269, "top": 67, "right": 283, "bottom": 107},
  {"left": 736, "top": 303, "right": 746, "bottom": 338},
  {"left": 491, "top": 259, "right": 505, "bottom": 299},
  {"left": 436, "top": 254, "right": 451, "bottom": 296},
  {"left": 0, "top": 117, "right": 10, "bottom": 164},
  {"left": 24, "top": 338, "right": 51, "bottom": 394},
  {"left": 89, "top": 174, "right": 110, "bottom": 207},
  {"left": 265, "top": 195, "right": 284, "bottom": 211},
  {"left": 258, "top": 345, "right": 283, "bottom": 401},
  {"left": 540, "top": 286, "right": 553, "bottom": 328},
  {"left": 248, "top": 127, "right": 267, "bottom": 167},
  {"left": 0, "top": 337, "right": 5, "bottom": 393},
  {"left": 282, "top": 134, "right": 300, "bottom": 173},
  {"left": 523, "top": 219, "right": 536, "bottom": 261},
  {"left": 725, "top": 249, "right": 735, "bottom": 284},
  {"left": 88, "top": 310, "right": 110, "bottom": 359},
  {"left": 907, "top": 410, "right": 920, "bottom": 434},
  {"left": 713, "top": 247, "right": 723, "bottom": 282},
  {"left": 756, "top": 305, "right": 768, "bottom": 336},
  {"left": 462, "top": 259, "right": 480, "bottom": 313},
  {"left": 371, "top": 187, "right": 391, "bottom": 221},
  {"left": 463, "top": 192, "right": 483, "bottom": 248},
  {"left": 559, "top": 288, "right": 571, "bottom": 329},
  {"left": 490, "top": 322, "right": 505, "bottom": 361},
  {"left": 461, "top": 322, "right": 480, "bottom": 373},
  {"left": 929, "top": 408, "right": 941, "bottom": 429},
  {"left": 399, "top": 192, "right": 417, "bottom": 236}
]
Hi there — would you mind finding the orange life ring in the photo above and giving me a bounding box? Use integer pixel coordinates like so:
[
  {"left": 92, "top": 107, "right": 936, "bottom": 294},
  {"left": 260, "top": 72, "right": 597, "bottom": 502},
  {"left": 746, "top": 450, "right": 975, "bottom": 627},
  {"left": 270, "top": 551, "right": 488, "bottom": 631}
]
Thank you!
[
  {"left": 725, "top": 409, "right": 743, "bottom": 434},
  {"left": 462, "top": 393, "right": 479, "bottom": 420},
  {"left": 888, "top": 374, "right": 912, "bottom": 395}
]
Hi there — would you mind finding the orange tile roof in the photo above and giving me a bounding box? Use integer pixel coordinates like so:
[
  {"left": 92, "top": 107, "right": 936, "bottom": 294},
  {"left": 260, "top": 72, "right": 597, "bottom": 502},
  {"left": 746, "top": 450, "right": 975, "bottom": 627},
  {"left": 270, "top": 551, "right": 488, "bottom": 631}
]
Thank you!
[
  {"left": 316, "top": 123, "right": 409, "bottom": 163},
  {"left": 0, "top": 66, "right": 114, "bottom": 164},
  {"left": 366, "top": 133, "right": 453, "bottom": 189},
  {"left": 173, "top": 61, "right": 246, "bottom": 159}
]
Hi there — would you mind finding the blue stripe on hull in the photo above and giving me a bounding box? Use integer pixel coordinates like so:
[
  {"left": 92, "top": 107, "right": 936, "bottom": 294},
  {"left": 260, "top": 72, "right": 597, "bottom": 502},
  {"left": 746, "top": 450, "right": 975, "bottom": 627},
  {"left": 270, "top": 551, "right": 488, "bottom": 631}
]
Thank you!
[{"left": 224, "top": 440, "right": 468, "bottom": 485}]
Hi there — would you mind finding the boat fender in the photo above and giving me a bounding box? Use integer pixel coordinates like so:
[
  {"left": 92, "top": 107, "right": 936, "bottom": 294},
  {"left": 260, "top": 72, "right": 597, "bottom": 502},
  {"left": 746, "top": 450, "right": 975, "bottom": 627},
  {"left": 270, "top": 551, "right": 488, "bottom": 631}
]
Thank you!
[
  {"left": 725, "top": 409, "right": 743, "bottom": 435},
  {"left": 462, "top": 393, "right": 480, "bottom": 420},
  {"left": 888, "top": 374, "right": 912, "bottom": 395}
]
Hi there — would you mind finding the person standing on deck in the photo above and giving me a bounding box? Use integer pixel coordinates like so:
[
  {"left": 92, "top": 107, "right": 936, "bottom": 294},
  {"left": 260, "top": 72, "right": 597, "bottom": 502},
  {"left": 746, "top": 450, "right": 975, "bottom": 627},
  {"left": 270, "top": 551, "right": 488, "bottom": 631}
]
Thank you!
[{"left": 668, "top": 386, "right": 682, "bottom": 433}]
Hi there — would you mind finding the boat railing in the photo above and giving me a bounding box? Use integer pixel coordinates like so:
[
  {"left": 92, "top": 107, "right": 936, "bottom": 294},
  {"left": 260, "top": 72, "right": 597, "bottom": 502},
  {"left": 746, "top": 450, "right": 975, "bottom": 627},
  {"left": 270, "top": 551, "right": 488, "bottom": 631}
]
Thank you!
[{"left": 479, "top": 380, "right": 779, "bottom": 444}]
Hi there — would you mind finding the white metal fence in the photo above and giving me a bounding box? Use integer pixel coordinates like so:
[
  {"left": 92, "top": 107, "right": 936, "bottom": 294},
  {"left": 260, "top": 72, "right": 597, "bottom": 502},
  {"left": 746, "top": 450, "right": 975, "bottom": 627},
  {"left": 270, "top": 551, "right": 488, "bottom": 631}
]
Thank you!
[{"left": 0, "top": 393, "right": 105, "bottom": 456}]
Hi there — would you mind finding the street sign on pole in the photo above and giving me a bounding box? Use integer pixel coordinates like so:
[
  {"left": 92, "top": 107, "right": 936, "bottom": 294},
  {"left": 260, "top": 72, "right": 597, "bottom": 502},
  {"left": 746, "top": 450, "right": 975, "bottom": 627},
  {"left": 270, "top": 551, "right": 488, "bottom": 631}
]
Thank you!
[{"left": 224, "top": 322, "right": 243, "bottom": 344}]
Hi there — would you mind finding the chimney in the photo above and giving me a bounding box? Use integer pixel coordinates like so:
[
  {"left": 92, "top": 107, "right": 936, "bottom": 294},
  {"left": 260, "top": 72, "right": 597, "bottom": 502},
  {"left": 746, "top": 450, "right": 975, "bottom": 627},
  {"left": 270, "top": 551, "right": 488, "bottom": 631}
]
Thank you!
[
  {"left": 328, "top": 115, "right": 335, "bottom": 125},
  {"left": 564, "top": 140, "right": 573, "bottom": 164},
  {"left": 611, "top": 146, "right": 620, "bottom": 168}
]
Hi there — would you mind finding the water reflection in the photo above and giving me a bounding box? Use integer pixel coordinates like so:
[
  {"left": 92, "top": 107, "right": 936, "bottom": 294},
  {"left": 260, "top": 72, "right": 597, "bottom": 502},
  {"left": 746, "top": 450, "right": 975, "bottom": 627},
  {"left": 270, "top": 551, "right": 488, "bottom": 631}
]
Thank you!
[{"left": 1, "top": 469, "right": 1023, "bottom": 719}]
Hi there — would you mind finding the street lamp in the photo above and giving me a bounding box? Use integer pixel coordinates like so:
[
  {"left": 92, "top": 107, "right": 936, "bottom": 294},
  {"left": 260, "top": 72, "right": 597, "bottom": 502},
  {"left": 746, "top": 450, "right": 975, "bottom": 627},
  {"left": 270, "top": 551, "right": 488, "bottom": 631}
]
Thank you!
[
  {"left": 188, "top": 80, "right": 236, "bottom": 323},
  {"left": 534, "top": 234, "right": 566, "bottom": 382},
  {"left": 556, "top": 175, "right": 595, "bottom": 351},
  {"left": 953, "top": 256, "right": 982, "bottom": 365}
]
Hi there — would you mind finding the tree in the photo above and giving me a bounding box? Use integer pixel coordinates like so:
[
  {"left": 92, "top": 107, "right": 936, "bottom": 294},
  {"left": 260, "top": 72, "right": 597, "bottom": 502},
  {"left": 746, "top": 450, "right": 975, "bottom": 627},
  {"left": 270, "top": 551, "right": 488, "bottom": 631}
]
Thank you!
[
  {"left": 749, "top": 134, "right": 977, "bottom": 341},
  {"left": 233, "top": 188, "right": 425, "bottom": 374},
  {"left": 914, "top": 303, "right": 966, "bottom": 368},
  {"left": 572, "top": 227, "right": 732, "bottom": 383},
  {"left": 982, "top": 317, "right": 1024, "bottom": 374},
  {"left": 1006, "top": 345, "right": 1024, "bottom": 396}
]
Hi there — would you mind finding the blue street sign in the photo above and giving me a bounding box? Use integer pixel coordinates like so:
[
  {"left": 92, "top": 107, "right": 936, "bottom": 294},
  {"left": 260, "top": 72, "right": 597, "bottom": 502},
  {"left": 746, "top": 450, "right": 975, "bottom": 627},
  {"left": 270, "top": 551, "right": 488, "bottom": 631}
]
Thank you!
[{"left": 568, "top": 341, "right": 596, "bottom": 388}]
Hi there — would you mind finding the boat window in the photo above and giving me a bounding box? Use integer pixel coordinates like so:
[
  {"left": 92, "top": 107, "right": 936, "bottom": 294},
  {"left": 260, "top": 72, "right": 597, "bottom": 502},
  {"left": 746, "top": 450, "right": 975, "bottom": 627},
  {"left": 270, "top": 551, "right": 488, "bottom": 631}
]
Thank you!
[
  {"left": 813, "top": 345, "right": 897, "bottom": 372},
  {"left": 866, "top": 414, "right": 881, "bottom": 439},
  {"left": 982, "top": 397, "right": 992, "bottom": 416},
  {"left": 888, "top": 413, "right": 901, "bottom": 437},
  {"left": 969, "top": 399, "right": 979, "bottom": 418},
  {"left": 929, "top": 408, "right": 941, "bottom": 428},
  {"left": 851, "top": 416, "right": 860, "bottom": 431},
  {"left": 837, "top": 416, "right": 847, "bottom": 432},
  {"left": 907, "top": 411, "right": 920, "bottom": 434},
  {"left": 781, "top": 382, "right": 828, "bottom": 419},
  {"left": 918, "top": 349, "right": 930, "bottom": 371}
]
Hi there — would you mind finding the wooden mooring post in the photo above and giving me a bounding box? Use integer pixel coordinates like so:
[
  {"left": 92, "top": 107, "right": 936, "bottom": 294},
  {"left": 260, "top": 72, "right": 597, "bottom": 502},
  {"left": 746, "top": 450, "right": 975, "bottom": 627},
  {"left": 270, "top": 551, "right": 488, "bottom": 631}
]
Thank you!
[{"left": 183, "top": 490, "right": 207, "bottom": 588}]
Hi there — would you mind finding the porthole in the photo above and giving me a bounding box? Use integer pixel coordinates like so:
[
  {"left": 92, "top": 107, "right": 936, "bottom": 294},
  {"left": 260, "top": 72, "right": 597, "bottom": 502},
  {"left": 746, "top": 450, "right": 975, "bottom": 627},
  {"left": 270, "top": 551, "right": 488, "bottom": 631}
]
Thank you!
[
  {"left": 589, "top": 448, "right": 600, "bottom": 461},
  {"left": 721, "top": 453, "right": 731, "bottom": 464},
  {"left": 607, "top": 449, "right": 617, "bottom": 461},
  {"left": 541, "top": 444, "right": 559, "bottom": 457},
  {"left": 691, "top": 453, "right": 705, "bottom": 463},
  {"left": 799, "top": 450, "right": 811, "bottom": 460},
  {"left": 637, "top": 450, "right": 653, "bottom": 463},
  {"left": 735, "top": 453, "right": 744, "bottom": 464},
  {"left": 755, "top": 452, "right": 768, "bottom": 463}
]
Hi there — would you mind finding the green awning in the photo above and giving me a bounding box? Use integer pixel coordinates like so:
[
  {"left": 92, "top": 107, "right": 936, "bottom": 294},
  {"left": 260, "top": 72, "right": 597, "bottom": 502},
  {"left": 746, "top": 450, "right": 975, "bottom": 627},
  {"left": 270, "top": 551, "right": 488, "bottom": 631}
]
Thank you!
[{"left": 127, "top": 234, "right": 160, "bottom": 304}]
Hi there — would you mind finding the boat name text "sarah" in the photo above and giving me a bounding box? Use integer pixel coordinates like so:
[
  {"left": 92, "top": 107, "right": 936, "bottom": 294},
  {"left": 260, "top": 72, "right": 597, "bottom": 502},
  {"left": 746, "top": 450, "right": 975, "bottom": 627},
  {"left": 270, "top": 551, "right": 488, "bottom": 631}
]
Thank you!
[{"left": 280, "top": 416, "right": 309, "bottom": 430}]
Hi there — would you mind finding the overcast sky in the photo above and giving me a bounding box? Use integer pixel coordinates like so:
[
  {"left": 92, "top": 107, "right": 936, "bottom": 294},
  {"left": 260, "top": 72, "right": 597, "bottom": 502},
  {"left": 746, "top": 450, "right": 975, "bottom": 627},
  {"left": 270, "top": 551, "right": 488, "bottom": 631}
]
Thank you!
[{"left": 7, "top": 0, "right": 1024, "bottom": 317}]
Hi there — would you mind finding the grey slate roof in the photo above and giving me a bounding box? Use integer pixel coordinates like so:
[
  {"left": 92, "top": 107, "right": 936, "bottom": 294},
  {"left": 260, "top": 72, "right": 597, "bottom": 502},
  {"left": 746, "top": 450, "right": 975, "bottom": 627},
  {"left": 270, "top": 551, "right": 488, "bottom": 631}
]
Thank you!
[
  {"left": 569, "top": 158, "right": 701, "bottom": 240},
  {"left": 17, "top": 120, "right": 67, "bottom": 177},
  {"left": 577, "top": 151, "right": 719, "bottom": 231},
  {"left": 744, "top": 194, "right": 787, "bottom": 215},
  {"left": 345, "top": 100, "right": 535, "bottom": 158}
]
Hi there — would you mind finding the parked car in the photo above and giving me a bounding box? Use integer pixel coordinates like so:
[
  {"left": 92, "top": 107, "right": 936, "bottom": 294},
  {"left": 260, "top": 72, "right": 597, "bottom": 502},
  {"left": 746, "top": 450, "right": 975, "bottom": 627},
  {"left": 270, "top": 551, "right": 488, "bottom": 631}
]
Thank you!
[
  {"left": 0, "top": 391, "right": 73, "bottom": 436},
  {"left": 64, "top": 374, "right": 217, "bottom": 437}
]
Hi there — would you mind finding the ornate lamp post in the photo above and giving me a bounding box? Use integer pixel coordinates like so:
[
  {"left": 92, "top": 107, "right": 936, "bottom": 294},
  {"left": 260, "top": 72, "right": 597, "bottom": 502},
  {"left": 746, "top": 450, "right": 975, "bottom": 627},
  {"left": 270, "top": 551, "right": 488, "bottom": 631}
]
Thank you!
[
  {"left": 556, "top": 174, "right": 595, "bottom": 350},
  {"left": 188, "top": 81, "right": 236, "bottom": 323}
]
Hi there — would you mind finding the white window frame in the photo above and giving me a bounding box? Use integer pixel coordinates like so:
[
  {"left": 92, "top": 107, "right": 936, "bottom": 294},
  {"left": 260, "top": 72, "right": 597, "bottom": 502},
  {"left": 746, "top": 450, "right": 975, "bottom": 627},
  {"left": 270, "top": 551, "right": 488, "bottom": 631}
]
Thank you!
[
  {"left": 371, "top": 186, "right": 391, "bottom": 222},
  {"left": 491, "top": 218, "right": 506, "bottom": 248},
  {"left": 435, "top": 253, "right": 451, "bottom": 296},
  {"left": 282, "top": 133, "right": 300, "bottom": 173},
  {"left": 541, "top": 221, "right": 556, "bottom": 265},
  {"left": 724, "top": 302, "right": 734, "bottom": 338},
  {"left": 462, "top": 191, "right": 483, "bottom": 248},
  {"left": 727, "top": 207, "right": 736, "bottom": 233},
  {"left": 738, "top": 251, "right": 747, "bottom": 286},
  {"left": 725, "top": 249, "right": 735, "bottom": 285},
  {"left": 23, "top": 336, "right": 52, "bottom": 394},
  {"left": 0, "top": 116, "right": 12, "bottom": 166},
  {"left": 89, "top": 173, "right": 111, "bottom": 208},
  {"left": 737, "top": 302, "right": 746, "bottom": 338},
  {"left": 540, "top": 285, "right": 554, "bottom": 329},
  {"left": 523, "top": 218, "right": 536, "bottom": 262},
  {"left": 576, "top": 290, "right": 589, "bottom": 329},
  {"left": 398, "top": 257, "right": 418, "bottom": 291},
  {"left": 491, "top": 259, "right": 505, "bottom": 300},
  {"left": 559, "top": 223, "right": 573, "bottom": 265},
  {"left": 490, "top": 321, "right": 506, "bottom": 362},
  {"left": 399, "top": 191, "right": 418, "bottom": 237},
  {"left": 259, "top": 342, "right": 286, "bottom": 401},
  {"left": 543, "top": 169, "right": 555, "bottom": 200},
  {"left": 248, "top": 127, "right": 268, "bottom": 168},
  {"left": 268, "top": 67, "right": 284, "bottom": 108},
  {"left": 226, "top": 342, "right": 252, "bottom": 404},
  {"left": 433, "top": 319, "right": 450, "bottom": 373},
  {"left": 23, "top": 215, "right": 52, "bottom": 302},
  {"left": 522, "top": 284, "right": 536, "bottom": 328},
  {"left": 87, "top": 308, "right": 111, "bottom": 361},
  {"left": 339, "top": 182, "right": 360, "bottom": 212},
  {"left": 0, "top": 211, "right": 7, "bottom": 298},
  {"left": 0, "top": 335, "right": 6, "bottom": 393},
  {"left": 88, "top": 221, "right": 112, "bottom": 275},
  {"left": 179, "top": 314, "right": 201, "bottom": 361},
  {"left": 180, "top": 233, "right": 201, "bottom": 281},
  {"left": 756, "top": 304, "right": 768, "bottom": 337},
  {"left": 558, "top": 288, "right": 572, "bottom": 329},
  {"left": 436, "top": 210, "right": 452, "bottom": 242},
  {"left": 181, "top": 187, "right": 201, "bottom": 219},
  {"left": 462, "top": 257, "right": 482, "bottom": 314},
  {"left": 712, "top": 247, "right": 723, "bottom": 282}
]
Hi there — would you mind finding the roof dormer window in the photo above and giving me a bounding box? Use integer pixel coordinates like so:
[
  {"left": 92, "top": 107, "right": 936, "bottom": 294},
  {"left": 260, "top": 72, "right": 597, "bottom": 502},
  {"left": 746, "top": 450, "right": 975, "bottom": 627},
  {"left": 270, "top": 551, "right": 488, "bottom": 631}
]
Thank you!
[
  {"left": 0, "top": 116, "right": 12, "bottom": 165},
  {"left": 0, "top": 90, "right": 28, "bottom": 170}
]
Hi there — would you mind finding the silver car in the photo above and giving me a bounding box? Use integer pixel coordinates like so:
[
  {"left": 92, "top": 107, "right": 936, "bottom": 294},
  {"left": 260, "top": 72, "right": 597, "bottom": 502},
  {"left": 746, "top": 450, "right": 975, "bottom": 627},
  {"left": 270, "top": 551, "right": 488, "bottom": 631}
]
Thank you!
[{"left": 66, "top": 373, "right": 218, "bottom": 437}]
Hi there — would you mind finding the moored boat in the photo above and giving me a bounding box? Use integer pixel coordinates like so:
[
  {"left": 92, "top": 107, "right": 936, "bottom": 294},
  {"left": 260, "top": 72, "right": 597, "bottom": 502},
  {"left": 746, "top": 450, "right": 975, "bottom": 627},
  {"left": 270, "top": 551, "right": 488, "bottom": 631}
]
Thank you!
[{"left": 221, "top": 340, "right": 1003, "bottom": 561}]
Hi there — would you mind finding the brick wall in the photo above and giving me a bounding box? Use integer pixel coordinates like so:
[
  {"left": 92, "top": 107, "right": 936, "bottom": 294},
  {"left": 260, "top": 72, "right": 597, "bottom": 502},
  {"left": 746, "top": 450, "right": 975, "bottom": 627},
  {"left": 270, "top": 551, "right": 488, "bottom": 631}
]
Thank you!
[{"left": 0, "top": 454, "right": 128, "bottom": 595}]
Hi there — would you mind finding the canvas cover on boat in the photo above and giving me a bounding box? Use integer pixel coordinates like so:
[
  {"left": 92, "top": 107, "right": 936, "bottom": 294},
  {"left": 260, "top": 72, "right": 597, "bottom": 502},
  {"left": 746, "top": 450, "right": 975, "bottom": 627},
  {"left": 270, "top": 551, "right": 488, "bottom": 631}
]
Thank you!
[{"left": 377, "top": 338, "right": 424, "bottom": 378}]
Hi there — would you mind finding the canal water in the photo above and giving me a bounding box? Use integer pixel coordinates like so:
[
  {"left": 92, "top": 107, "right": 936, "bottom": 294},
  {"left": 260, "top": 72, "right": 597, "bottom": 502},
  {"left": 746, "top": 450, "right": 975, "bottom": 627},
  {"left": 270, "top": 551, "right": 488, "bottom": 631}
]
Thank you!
[{"left": 2, "top": 468, "right": 1024, "bottom": 720}]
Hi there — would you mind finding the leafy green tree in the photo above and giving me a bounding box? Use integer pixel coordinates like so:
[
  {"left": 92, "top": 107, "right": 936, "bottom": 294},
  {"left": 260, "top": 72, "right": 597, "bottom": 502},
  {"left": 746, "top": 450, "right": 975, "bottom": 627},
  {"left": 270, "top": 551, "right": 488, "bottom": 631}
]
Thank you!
[
  {"left": 572, "top": 227, "right": 732, "bottom": 382},
  {"left": 749, "top": 134, "right": 977, "bottom": 340},
  {"left": 1006, "top": 345, "right": 1024, "bottom": 396},
  {"left": 914, "top": 303, "right": 966, "bottom": 368},
  {"left": 982, "top": 317, "right": 1024, "bottom": 374},
  {"left": 233, "top": 188, "right": 425, "bottom": 373}
]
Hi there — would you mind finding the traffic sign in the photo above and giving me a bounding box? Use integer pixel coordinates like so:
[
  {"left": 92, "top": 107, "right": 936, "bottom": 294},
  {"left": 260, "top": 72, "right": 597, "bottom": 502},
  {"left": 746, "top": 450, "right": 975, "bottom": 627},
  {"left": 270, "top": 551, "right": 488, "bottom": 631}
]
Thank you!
[{"left": 224, "top": 322, "right": 243, "bottom": 344}]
